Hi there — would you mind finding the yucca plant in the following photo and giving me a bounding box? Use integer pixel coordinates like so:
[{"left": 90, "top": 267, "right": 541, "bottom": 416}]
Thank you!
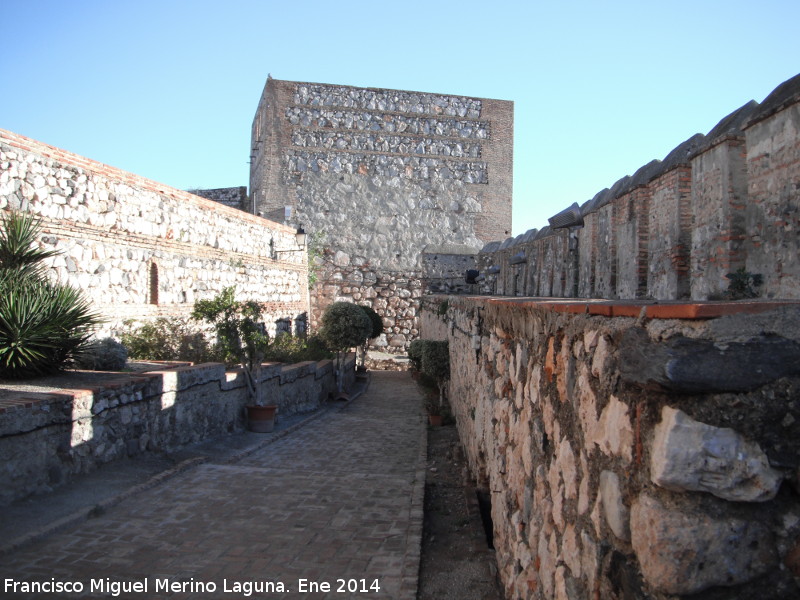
[
  {"left": 0, "top": 211, "right": 101, "bottom": 378},
  {"left": 0, "top": 209, "right": 59, "bottom": 278}
]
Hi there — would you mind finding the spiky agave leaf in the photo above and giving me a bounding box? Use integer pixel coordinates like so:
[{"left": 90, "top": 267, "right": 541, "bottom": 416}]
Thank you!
[
  {"left": 0, "top": 211, "right": 59, "bottom": 278},
  {"left": 0, "top": 275, "right": 101, "bottom": 378}
]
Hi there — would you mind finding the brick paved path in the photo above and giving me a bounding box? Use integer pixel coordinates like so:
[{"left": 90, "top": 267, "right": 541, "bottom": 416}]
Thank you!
[{"left": 0, "top": 371, "right": 426, "bottom": 600}]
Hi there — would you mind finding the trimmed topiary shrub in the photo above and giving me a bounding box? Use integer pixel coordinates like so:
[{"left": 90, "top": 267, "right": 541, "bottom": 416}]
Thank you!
[
  {"left": 407, "top": 339, "right": 425, "bottom": 371},
  {"left": 320, "top": 301, "right": 372, "bottom": 393},
  {"left": 420, "top": 340, "right": 450, "bottom": 410}
]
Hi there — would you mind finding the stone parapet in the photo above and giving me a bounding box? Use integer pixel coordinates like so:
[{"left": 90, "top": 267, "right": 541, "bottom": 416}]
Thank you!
[
  {"left": 421, "top": 294, "right": 800, "bottom": 599},
  {"left": 0, "top": 355, "right": 354, "bottom": 505}
]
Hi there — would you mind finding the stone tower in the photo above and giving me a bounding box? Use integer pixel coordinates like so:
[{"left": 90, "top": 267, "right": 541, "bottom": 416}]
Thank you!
[{"left": 250, "top": 77, "right": 513, "bottom": 348}]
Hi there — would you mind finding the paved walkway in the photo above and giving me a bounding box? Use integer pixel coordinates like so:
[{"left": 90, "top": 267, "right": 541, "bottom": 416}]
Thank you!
[{"left": 0, "top": 371, "right": 427, "bottom": 599}]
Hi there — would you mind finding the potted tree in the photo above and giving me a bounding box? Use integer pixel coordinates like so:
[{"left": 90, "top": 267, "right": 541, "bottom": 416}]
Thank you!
[
  {"left": 319, "top": 301, "right": 372, "bottom": 400},
  {"left": 356, "top": 305, "right": 383, "bottom": 379},
  {"left": 421, "top": 340, "right": 450, "bottom": 426},
  {"left": 192, "top": 287, "right": 275, "bottom": 432}
]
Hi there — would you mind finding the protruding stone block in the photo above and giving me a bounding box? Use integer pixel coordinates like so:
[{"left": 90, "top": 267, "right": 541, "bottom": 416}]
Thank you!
[
  {"left": 631, "top": 494, "right": 777, "bottom": 595},
  {"left": 651, "top": 406, "right": 783, "bottom": 502}
]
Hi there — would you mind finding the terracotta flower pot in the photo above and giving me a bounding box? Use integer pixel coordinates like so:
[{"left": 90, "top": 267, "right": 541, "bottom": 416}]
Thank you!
[
  {"left": 428, "top": 414, "right": 443, "bottom": 426},
  {"left": 247, "top": 404, "right": 277, "bottom": 433}
]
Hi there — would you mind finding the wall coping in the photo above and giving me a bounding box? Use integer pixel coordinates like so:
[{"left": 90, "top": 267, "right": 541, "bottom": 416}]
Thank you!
[
  {"left": 436, "top": 295, "right": 800, "bottom": 320},
  {"left": 0, "top": 128, "right": 295, "bottom": 235},
  {"left": 0, "top": 358, "right": 336, "bottom": 414}
]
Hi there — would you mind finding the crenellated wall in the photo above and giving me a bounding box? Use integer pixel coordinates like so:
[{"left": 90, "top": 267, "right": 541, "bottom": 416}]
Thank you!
[
  {"left": 421, "top": 295, "right": 800, "bottom": 599},
  {"left": 479, "top": 73, "right": 800, "bottom": 302},
  {"left": 0, "top": 130, "right": 309, "bottom": 339}
]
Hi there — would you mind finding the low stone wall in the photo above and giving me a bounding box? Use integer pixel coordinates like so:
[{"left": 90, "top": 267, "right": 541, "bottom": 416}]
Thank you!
[
  {"left": 421, "top": 295, "right": 800, "bottom": 599},
  {"left": 0, "top": 355, "right": 354, "bottom": 505}
]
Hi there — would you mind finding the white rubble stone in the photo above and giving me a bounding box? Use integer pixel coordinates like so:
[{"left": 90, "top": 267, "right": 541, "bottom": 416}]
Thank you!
[
  {"left": 599, "top": 470, "right": 630, "bottom": 541},
  {"left": 650, "top": 406, "right": 783, "bottom": 502},
  {"left": 631, "top": 493, "right": 777, "bottom": 595}
]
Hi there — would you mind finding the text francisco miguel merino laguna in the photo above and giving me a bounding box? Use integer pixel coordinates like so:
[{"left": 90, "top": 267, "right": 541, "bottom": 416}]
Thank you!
[{"left": 5, "top": 577, "right": 383, "bottom": 596}]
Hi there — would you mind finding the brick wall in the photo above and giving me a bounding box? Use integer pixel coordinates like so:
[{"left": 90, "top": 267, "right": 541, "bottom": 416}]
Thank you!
[{"left": 478, "top": 73, "right": 800, "bottom": 301}]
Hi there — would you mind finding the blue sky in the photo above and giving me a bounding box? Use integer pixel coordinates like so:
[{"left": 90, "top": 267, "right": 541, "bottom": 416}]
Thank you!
[{"left": 2, "top": 0, "right": 798, "bottom": 237}]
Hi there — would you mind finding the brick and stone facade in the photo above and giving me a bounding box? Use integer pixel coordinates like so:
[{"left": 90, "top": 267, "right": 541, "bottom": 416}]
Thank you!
[
  {"left": 250, "top": 77, "right": 513, "bottom": 347},
  {"left": 479, "top": 73, "right": 800, "bottom": 302},
  {"left": 0, "top": 129, "right": 309, "bottom": 339}
]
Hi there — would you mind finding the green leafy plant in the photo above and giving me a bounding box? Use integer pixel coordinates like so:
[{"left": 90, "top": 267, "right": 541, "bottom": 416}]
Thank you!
[
  {"left": 407, "top": 339, "right": 425, "bottom": 371},
  {"left": 192, "top": 287, "right": 270, "bottom": 405},
  {"left": 75, "top": 337, "right": 128, "bottom": 371},
  {"left": 264, "top": 333, "right": 332, "bottom": 363},
  {"left": 725, "top": 267, "right": 763, "bottom": 300},
  {"left": 0, "top": 211, "right": 101, "bottom": 378},
  {"left": 420, "top": 340, "right": 450, "bottom": 413},
  {"left": 319, "top": 301, "right": 372, "bottom": 394},
  {"left": 121, "top": 318, "right": 217, "bottom": 364}
]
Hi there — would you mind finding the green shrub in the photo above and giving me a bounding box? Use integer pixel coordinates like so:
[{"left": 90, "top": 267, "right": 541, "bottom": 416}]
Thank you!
[
  {"left": 419, "top": 339, "right": 450, "bottom": 409},
  {"left": 357, "top": 305, "right": 383, "bottom": 368},
  {"left": 121, "top": 318, "right": 217, "bottom": 364},
  {"left": 0, "top": 211, "right": 101, "bottom": 378},
  {"left": 420, "top": 340, "right": 450, "bottom": 385},
  {"left": 264, "top": 333, "right": 333, "bottom": 363},
  {"left": 320, "top": 302, "right": 372, "bottom": 352},
  {"left": 76, "top": 337, "right": 128, "bottom": 371},
  {"left": 320, "top": 301, "right": 372, "bottom": 394},
  {"left": 408, "top": 339, "right": 425, "bottom": 371},
  {"left": 360, "top": 305, "right": 384, "bottom": 340},
  {"left": 725, "top": 267, "right": 763, "bottom": 300}
]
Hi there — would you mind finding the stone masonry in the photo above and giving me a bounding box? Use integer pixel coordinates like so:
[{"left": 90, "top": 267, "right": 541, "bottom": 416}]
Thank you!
[
  {"left": 0, "top": 356, "right": 355, "bottom": 506},
  {"left": 0, "top": 130, "right": 309, "bottom": 339},
  {"left": 422, "top": 296, "right": 800, "bottom": 599},
  {"left": 250, "top": 77, "right": 513, "bottom": 347}
]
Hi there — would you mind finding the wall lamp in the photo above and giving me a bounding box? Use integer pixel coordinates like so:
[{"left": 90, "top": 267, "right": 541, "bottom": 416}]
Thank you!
[{"left": 271, "top": 226, "right": 307, "bottom": 258}]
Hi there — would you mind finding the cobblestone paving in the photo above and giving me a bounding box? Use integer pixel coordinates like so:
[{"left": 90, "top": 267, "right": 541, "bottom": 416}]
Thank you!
[{"left": 0, "top": 372, "right": 426, "bottom": 600}]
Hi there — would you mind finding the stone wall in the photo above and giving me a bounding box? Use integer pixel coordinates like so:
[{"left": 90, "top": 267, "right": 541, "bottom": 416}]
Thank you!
[
  {"left": 0, "top": 356, "right": 354, "bottom": 505},
  {"left": 421, "top": 295, "right": 800, "bottom": 599},
  {"left": 250, "top": 77, "right": 513, "bottom": 347},
  {"left": 189, "top": 186, "right": 250, "bottom": 212},
  {"left": 479, "top": 73, "right": 800, "bottom": 301},
  {"left": 0, "top": 129, "right": 309, "bottom": 339}
]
